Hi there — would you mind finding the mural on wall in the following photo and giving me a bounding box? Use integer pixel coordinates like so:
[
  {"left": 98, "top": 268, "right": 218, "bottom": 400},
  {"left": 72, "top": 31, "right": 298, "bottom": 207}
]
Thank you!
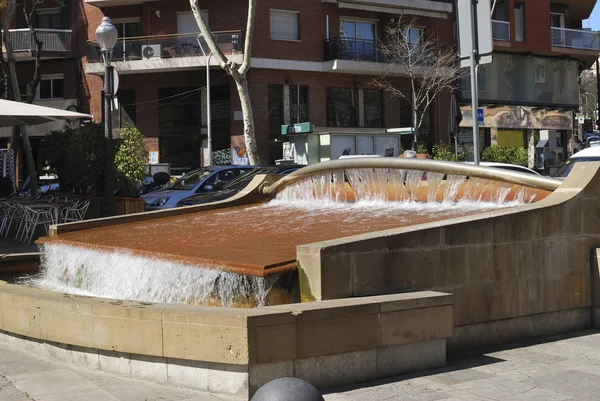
[{"left": 460, "top": 106, "right": 573, "bottom": 130}]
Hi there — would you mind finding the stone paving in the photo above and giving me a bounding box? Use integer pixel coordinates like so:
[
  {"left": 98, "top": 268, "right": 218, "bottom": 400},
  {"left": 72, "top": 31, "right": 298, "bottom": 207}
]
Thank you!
[{"left": 2, "top": 330, "right": 600, "bottom": 400}]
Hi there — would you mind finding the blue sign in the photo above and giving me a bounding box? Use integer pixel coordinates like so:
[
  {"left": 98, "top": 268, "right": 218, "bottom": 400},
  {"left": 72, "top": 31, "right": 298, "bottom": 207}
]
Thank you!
[{"left": 477, "top": 108, "right": 484, "bottom": 125}]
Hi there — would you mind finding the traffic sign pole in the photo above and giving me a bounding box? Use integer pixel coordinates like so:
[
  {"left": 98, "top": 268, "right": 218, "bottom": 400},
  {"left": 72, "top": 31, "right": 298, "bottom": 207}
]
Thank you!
[{"left": 471, "top": 0, "right": 480, "bottom": 165}]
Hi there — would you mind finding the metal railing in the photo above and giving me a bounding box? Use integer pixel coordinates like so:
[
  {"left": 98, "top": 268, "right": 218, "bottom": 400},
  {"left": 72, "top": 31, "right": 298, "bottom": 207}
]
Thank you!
[
  {"left": 492, "top": 20, "right": 510, "bottom": 41},
  {"left": 551, "top": 27, "right": 598, "bottom": 51},
  {"left": 324, "top": 37, "right": 382, "bottom": 62},
  {"left": 6, "top": 28, "right": 72, "bottom": 52},
  {"left": 86, "top": 31, "right": 244, "bottom": 63}
]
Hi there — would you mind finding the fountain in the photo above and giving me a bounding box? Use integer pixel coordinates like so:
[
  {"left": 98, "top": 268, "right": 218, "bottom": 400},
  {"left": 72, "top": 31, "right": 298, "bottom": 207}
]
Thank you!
[{"left": 1, "top": 158, "right": 599, "bottom": 400}]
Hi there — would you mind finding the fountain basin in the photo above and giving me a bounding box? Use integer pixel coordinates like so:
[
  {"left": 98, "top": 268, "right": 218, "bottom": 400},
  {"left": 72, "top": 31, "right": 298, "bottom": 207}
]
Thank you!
[{"left": 0, "top": 276, "right": 452, "bottom": 399}]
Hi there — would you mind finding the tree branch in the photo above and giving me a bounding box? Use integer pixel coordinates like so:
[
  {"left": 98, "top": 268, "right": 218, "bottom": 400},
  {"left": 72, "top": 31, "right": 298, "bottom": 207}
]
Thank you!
[
  {"left": 189, "top": 0, "right": 229, "bottom": 70},
  {"left": 239, "top": 0, "right": 255, "bottom": 76}
]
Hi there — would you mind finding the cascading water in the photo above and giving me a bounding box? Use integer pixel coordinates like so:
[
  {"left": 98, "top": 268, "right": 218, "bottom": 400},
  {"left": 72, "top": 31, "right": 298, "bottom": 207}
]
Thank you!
[{"left": 25, "top": 243, "right": 278, "bottom": 308}]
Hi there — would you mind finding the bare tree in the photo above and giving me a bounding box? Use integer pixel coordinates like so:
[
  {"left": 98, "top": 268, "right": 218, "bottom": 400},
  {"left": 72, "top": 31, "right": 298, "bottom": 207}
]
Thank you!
[
  {"left": 1, "top": 0, "right": 47, "bottom": 194},
  {"left": 372, "top": 18, "right": 462, "bottom": 150},
  {"left": 189, "top": 0, "right": 260, "bottom": 165},
  {"left": 580, "top": 69, "right": 597, "bottom": 120}
]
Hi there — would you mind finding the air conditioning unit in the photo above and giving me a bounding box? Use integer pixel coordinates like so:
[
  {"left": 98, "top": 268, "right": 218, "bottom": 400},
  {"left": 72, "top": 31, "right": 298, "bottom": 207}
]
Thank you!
[{"left": 141, "top": 44, "right": 161, "bottom": 59}]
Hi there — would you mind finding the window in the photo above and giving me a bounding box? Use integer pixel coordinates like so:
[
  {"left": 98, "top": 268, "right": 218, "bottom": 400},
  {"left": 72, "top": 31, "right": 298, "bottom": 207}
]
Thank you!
[
  {"left": 326, "top": 88, "right": 359, "bottom": 127},
  {"left": 340, "top": 20, "right": 376, "bottom": 60},
  {"left": 514, "top": 3, "right": 524, "bottom": 42},
  {"left": 364, "top": 89, "right": 383, "bottom": 128},
  {"left": 37, "top": 8, "right": 61, "bottom": 29},
  {"left": 39, "top": 75, "right": 64, "bottom": 99},
  {"left": 290, "top": 85, "right": 309, "bottom": 124},
  {"left": 177, "top": 11, "right": 209, "bottom": 47},
  {"left": 399, "top": 91, "right": 433, "bottom": 138},
  {"left": 535, "top": 66, "right": 546, "bottom": 84},
  {"left": 403, "top": 28, "right": 423, "bottom": 46},
  {"left": 270, "top": 10, "right": 299, "bottom": 40},
  {"left": 112, "top": 19, "right": 142, "bottom": 61}
]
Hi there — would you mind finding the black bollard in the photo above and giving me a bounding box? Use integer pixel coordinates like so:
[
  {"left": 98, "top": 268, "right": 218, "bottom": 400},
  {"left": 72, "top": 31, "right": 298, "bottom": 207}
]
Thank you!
[{"left": 251, "top": 377, "right": 324, "bottom": 401}]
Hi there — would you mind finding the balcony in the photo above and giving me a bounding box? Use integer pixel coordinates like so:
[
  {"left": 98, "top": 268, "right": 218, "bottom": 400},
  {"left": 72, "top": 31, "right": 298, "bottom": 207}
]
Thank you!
[
  {"left": 3, "top": 29, "right": 72, "bottom": 53},
  {"left": 87, "top": 31, "right": 243, "bottom": 63},
  {"left": 324, "top": 38, "right": 382, "bottom": 63},
  {"left": 492, "top": 20, "right": 510, "bottom": 41},
  {"left": 551, "top": 27, "right": 598, "bottom": 51}
]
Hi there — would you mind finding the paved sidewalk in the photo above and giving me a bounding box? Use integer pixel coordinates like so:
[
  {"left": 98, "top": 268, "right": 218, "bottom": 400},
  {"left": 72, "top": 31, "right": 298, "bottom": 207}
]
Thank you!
[{"left": 1, "top": 331, "right": 600, "bottom": 400}]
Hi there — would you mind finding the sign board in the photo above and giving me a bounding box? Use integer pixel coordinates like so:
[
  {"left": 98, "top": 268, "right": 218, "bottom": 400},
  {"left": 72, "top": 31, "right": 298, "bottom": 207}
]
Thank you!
[
  {"left": 386, "top": 127, "right": 414, "bottom": 135},
  {"left": 477, "top": 108, "right": 484, "bottom": 125},
  {"left": 281, "top": 122, "right": 313, "bottom": 135},
  {"left": 457, "top": 0, "right": 493, "bottom": 68},
  {"left": 577, "top": 115, "right": 585, "bottom": 124},
  {"left": 148, "top": 151, "right": 159, "bottom": 164}
]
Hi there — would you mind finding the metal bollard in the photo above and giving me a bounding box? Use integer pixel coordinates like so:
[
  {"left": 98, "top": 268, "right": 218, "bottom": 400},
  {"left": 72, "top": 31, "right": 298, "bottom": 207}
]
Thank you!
[{"left": 251, "top": 377, "right": 324, "bottom": 401}]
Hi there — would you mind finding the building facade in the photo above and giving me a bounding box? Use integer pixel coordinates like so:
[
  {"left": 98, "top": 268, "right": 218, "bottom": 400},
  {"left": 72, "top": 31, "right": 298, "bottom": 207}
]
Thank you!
[
  {"left": 82, "top": 0, "right": 455, "bottom": 171},
  {"left": 1, "top": 0, "right": 84, "bottom": 180},
  {"left": 458, "top": 0, "right": 597, "bottom": 173}
]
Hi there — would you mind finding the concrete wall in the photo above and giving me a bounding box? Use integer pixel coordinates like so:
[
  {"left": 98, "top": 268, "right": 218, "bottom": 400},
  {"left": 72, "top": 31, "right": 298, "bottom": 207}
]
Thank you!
[
  {"left": 297, "top": 162, "right": 600, "bottom": 350},
  {"left": 0, "top": 279, "right": 453, "bottom": 400}
]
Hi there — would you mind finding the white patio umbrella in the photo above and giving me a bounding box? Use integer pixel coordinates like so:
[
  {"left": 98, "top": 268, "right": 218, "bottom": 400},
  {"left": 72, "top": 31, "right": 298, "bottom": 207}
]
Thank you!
[{"left": 0, "top": 99, "right": 92, "bottom": 127}]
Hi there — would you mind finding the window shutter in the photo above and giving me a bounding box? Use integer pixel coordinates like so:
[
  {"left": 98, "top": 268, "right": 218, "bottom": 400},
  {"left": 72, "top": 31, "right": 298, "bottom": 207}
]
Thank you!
[{"left": 270, "top": 11, "right": 298, "bottom": 40}]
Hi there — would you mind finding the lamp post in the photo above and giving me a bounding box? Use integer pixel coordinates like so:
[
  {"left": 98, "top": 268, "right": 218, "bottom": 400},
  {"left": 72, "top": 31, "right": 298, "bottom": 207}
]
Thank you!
[
  {"left": 197, "top": 34, "right": 212, "bottom": 166},
  {"left": 96, "top": 17, "right": 118, "bottom": 216}
]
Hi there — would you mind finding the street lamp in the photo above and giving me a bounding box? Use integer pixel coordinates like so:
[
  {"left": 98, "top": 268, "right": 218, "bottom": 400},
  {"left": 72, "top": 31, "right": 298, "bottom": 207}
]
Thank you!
[
  {"left": 197, "top": 34, "right": 212, "bottom": 166},
  {"left": 96, "top": 17, "right": 118, "bottom": 216}
]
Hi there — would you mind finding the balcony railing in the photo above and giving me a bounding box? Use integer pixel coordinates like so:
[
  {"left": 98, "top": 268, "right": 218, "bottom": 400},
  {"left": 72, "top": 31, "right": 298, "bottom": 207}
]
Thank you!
[
  {"left": 6, "top": 28, "right": 72, "bottom": 52},
  {"left": 86, "top": 31, "right": 244, "bottom": 63},
  {"left": 551, "top": 27, "right": 598, "bottom": 51},
  {"left": 324, "top": 37, "right": 383, "bottom": 63},
  {"left": 492, "top": 20, "right": 510, "bottom": 41}
]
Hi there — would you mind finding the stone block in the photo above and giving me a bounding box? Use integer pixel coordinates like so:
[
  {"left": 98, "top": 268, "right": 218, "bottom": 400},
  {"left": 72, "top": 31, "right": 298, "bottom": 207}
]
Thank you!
[
  {"left": 466, "top": 245, "right": 493, "bottom": 284},
  {"left": 244, "top": 310, "right": 296, "bottom": 328},
  {"left": 352, "top": 252, "right": 388, "bottom": 296},
  {"left": 517, "top": 278, "right": 540, "bottom": 316},
  {"left": 584, "top": 199, "right": 600, "bottom": 235},
  {"left": 493, "top": 212, "right": 540, "bottom": 243},
  {"left": 92, "top": 314, "right": 163, "bottom": 357},
  {"left": 297, "top": 246, "right": 323, "bottom": 302},
  {"left": 254, "top": 323, "right": 297, "bottom": 364},
  {"left": 320, "top": 252, "right": 353, "bottom": 300},
  {"left": 38, "top": 309, "right": 94, "bottom": 349},
  {"left": 166, "top": 358, "right": 209, "bottom": 391},
  {"left": 0, "top": 302, "right": 40, "bottom": 338},
  {"left": 207, "top": 365, "right": 249, "bottom": 398},
  {"left": 386, "top": 228, "right": 442, "bottom": 250},
  {"left": 380, "top": 305, "right": 453, "bottom": 346},
  {"left": 444, "top": 222, "right": 493, "bottom": 246},
  {"left": 515, "top": 242, "right": 541, "bottom": 279},
  {"left": 160, "top": 304, "right": 249, "bottom": 327},
  {"left": 377, "top": 291, "right": 453, "bottom": 313},
  {"left": 385, "top": 250, "right": 413, "bottom": 292},
  {"left": 491, "top": 244, "right": 517, "bottom": 281},
  {"left": 248, "top": 361, "right": 294, "bottom": 396},
  {"left": 65, "top": 345, "right": 100, "bottom": 370},
  {"left": 162, "top": 321, "right": 249, "bottom": 365},
  {"left": 92, "top": 301, "right": 162, "bottom": 321},
  {"left": 297, "top": 314, "right": 379, "bottom": 358},
  {"left": 130, "top": 354, "right": 168, "bottom": 383},
  {"left": 38, "top": 340, "right": 68, "bottom": 362},
  {"left": 442, "top": 247, "right": 468, "bottom": 286},
  {"left": 271, "top": 298, "right": 380, "bottom": 322},
  {"left": 295, "top": 349, "right": 377, "bottom": 389},
  {"left": 98, "top": 349, "right": 131, "bottom": 377},
  {"left": 377, "top": 339, "right": 446, "bottom": 377},
  {"left": 489, "top": 280, "right": 520, "bottom": 320}
]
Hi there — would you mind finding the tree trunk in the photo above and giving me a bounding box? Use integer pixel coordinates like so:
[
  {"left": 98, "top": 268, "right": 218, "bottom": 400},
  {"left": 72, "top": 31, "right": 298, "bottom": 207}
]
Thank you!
[
  {"left": 232, "top": 71, "right": 260, "bottom": 165},
  {"left": 412, "top": 109, "right": 419, "bottom": 152}
]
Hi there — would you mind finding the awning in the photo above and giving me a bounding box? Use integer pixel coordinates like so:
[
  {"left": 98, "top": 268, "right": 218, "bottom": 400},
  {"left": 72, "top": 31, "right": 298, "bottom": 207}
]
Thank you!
[
  {"left": 337, "top": 0, "right": 451, "bottom": 19},
  {"left": 535, "top": 140, "right": 549, "bottom": 148},
  {"left": 0, "top": 99, "right": 92, "bottom": 127}
]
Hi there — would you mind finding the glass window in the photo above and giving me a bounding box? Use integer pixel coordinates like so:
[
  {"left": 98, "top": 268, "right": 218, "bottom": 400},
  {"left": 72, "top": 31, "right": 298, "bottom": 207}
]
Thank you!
[
  {"left": 364, "top": 89, "right": 383, "bottom": 128},
  {"left": 326, "top": 88, "right": 359, "bottom": 127},
  {"left": 290, "top": 85, "right": 309, "bottom": 124},
  {"left": 399, "top": 91, "right": 412, "bottom": 127},
  {"left": 170, "top": 169, "right": 212, "bottom": 190},
  {"left": 339, "top": 20, "right": 376, "bottom": 61},
  {"left": 37, "top": 8, "right": 61, "bottom": 29},
  {"left": 270, "top": 10, "right": 299, "bottom": 40},
  {"left": 112, "top": 20, "right": 142, "bottom": 61},
  {"left": 514, "top": 3, "right": 524, "bottom": 42},
  {"left": 403, "top": 28, "right": 423, "bottom": 46},
  {"left": 39, "top": 75, "right": 64, "bottom": 99}
]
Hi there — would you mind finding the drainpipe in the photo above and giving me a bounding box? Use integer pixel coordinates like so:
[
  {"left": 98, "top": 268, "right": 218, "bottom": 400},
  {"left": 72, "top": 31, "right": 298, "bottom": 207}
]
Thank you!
[{"left": 326, "top": 15, "right": 329, "bottom": 40}]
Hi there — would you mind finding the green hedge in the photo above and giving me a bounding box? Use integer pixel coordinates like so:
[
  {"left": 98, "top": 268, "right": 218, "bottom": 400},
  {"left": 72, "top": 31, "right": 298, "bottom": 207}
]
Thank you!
[{"left": 481, "top": 145, "right": 528, "bottom": 167}]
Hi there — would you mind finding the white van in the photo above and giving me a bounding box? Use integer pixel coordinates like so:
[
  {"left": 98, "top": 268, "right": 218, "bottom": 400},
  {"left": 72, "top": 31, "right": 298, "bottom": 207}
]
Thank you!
[{"left": 553, "top": 146, "right": 600, "bottom": 178}]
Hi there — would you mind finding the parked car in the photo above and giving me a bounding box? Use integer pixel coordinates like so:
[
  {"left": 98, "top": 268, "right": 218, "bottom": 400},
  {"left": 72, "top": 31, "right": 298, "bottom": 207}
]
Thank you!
[
  {"left": 142, "top": 165, "right": 257, "bottom": 210},
  {"left": 553, "top": 146, "right": 600, "bottom": 179},
  {"left": 464, "top": 162, "right": 541, "bottom": 175},
  {"left": 177, "top": 164, "right": 306, "bottom": 207}
]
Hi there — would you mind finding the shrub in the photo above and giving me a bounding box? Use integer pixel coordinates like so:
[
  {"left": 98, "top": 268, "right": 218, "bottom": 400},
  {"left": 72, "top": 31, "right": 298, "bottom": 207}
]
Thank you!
[
  {"left": 431, "top": 143, "right": 455, "bottom": 161},
  {"left": 481, "top": 145, "right": 528, "bottom": 167},
  {"left": 416, "top": 142, "right": 428, "bottom": 154},
  {"left": 114, "top": 124, "right": 148, "bottom": 197},
  {"left": 42, "top": 124, "right": 106, "bottom": 195}
]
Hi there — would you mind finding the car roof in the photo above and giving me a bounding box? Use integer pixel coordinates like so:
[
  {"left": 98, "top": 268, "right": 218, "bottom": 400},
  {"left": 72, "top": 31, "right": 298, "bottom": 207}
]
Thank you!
[{"left": 569, "top": 146, "right": 600, "bottom": 159}]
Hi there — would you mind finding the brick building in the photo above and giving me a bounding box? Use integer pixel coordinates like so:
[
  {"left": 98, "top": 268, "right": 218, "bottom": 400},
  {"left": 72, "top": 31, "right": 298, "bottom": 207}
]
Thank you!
[
  {"left": 1, "top": 0, "right": 85, "bottom": 178},
  {"left": 457, "top": 0, "right": 597, "bottom": 173},
  {"left": 82, "top": 0, "right": 454, "bottom": 171}
]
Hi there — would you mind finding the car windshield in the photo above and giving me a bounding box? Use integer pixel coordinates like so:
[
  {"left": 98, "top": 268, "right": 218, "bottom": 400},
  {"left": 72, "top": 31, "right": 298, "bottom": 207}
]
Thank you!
[
  {"left": 169, "top": 170, "right": 212, "bottom": 191},
  {"left": 223, "top": 167, "right": 285, "bottom": 191},
  {"left": 553, "top": 157, "right": 600, "bottom": 178}
]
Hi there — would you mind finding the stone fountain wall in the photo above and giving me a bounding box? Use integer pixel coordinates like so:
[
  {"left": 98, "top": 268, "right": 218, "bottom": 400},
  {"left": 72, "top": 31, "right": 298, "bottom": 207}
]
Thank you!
[{"left": 297, "top": 162, "right": 600, "bottom": 351}]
